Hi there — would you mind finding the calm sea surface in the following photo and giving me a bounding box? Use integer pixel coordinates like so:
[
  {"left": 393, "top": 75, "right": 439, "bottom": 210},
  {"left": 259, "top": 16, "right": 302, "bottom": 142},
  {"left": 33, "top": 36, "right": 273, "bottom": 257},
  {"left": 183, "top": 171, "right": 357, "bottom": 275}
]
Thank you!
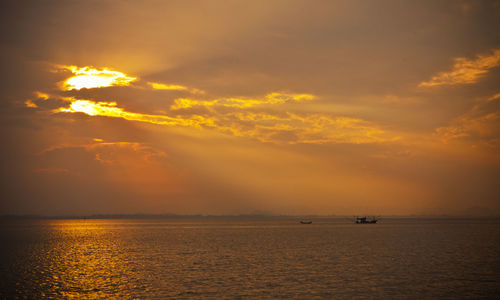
[{"left": 1, "top": 218, "right": 499, "bottom": 299}]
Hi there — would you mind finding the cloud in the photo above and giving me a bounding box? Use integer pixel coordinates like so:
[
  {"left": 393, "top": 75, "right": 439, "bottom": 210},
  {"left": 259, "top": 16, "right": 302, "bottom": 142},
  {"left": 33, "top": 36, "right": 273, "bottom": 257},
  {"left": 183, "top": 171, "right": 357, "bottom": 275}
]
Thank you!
[
  {"left": 171, "top": 92, "right": 314, "bottom": 110},
  {"left": 24, "top": 100, "right": 38, "bottom": 108},
  {"left": 33, "top": 140, "right": 184, "bottom": 206},
  {"left": 34, "top": 91, "right": 49, "bottom": 100},
  {"left": 86, "top": 141, "right": 169, "bottom": 167},
  {"left": 51, "top": 96, "right": 396, "bottom": 144},
  {"left": 27, "top": 66, "right": 395, "bottom": 144},
  {"left": 23, "top": 91, "right": 53, "bottom": 108},
  {"left": 54, "top": 98, "right": 217, "bottom": 127},
  {"left": 435, "top": 94, "right": 500, "bottom": 147},
  {"left": 214, "top": 111, "right": 397, "bottom": 144},
  {"left": 148, "top": 82, "right": 205, "bottom": 94},
  {"left": 59, "top": 65, "right": 137, "bottom": 90},
  {"left": 487, "top": 93, "right": 500, "bottom": 102},
  {"left": 419, "top": 49, "right": 500, "bottom": 87},
  {"left": 38, "top": 140, "right": 173, "bottom": 179},
  {"left": 436, "top": 112, "right": 500, "bottom": 143},
  {"left": 149, "top": 82, "right": 188, "bottom": 91},
  {"left": 12, "top": 64, "right": 400, "bottom": 145}
]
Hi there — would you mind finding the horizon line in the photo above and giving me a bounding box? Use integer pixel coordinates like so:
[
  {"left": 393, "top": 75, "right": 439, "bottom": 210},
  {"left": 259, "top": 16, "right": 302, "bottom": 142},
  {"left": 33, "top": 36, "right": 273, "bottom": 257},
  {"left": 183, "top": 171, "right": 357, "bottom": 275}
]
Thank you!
[{"left": 1, "top": 213, "right": 499, "bottom": 220}]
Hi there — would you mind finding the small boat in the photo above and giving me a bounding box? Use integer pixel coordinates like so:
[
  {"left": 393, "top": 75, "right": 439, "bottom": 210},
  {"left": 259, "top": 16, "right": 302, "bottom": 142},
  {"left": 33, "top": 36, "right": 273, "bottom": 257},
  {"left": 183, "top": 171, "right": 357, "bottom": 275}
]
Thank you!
[
  {"left": 300, "top": 221, "right": 312, "bottom": 224},
  {"left": 355, "top": 216, "right": 377, "bottom": 224}
]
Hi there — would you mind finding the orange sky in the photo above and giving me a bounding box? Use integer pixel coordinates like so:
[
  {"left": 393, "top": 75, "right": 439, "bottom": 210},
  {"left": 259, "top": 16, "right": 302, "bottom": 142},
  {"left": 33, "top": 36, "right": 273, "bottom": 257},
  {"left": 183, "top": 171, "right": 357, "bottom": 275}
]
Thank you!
[{"left": 1, "top": 0, "right": 499, "bottom": 216}]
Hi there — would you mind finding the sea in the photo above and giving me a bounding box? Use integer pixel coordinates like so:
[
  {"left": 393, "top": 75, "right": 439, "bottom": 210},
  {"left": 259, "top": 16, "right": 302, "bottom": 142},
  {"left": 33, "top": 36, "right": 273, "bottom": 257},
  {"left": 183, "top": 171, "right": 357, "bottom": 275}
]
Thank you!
[{"left": 1, "top": 217, "right": 499, "bottom": 299}]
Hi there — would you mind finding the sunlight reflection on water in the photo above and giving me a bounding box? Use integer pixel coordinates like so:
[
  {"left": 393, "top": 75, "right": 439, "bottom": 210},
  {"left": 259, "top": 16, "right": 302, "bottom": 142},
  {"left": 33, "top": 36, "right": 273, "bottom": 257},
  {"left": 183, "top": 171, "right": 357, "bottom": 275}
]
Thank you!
[{"left": 1, "top": 218, "right": 499, "bottom": 298}]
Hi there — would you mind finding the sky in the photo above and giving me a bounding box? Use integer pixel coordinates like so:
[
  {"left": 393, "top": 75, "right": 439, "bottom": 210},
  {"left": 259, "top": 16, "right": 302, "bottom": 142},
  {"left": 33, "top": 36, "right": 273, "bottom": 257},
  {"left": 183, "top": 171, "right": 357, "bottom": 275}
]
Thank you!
[{"left": 1, "top": 0, "right": 499, "bottom": 216}]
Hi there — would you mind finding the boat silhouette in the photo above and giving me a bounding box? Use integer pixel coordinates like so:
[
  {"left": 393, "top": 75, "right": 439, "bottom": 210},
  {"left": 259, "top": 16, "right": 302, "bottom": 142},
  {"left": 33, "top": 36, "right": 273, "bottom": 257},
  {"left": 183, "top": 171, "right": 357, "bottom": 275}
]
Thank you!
[
  {"left": 300, "top": 220, "right": 312, "bottom": 224},
  {"left": 355, "top": 216, "right": 378, "bottom": 224}
]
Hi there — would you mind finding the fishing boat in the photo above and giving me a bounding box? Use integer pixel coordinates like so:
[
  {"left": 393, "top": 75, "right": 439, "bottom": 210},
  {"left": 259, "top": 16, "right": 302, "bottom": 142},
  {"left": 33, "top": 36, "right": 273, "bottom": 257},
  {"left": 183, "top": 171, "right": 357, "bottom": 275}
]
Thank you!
[
  {"left": 300, "top": 220, "right": 312, "bottom": 224},
  {"left": 355, "top": 216, "right": 377, "bottom": 224}
]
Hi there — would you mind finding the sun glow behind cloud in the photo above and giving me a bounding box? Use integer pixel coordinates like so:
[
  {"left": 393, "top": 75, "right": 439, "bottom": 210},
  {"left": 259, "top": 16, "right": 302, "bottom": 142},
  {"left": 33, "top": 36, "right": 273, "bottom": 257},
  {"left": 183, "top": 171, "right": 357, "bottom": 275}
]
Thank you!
[
  {"left": 44, "top": 64, "right": 396, "bottom": 144},
  {"left": 61, "top": 66, "right": 136, "bottom": 90},
  {"left": 55, "top": 98, "right": 215, "bottom": 127}
]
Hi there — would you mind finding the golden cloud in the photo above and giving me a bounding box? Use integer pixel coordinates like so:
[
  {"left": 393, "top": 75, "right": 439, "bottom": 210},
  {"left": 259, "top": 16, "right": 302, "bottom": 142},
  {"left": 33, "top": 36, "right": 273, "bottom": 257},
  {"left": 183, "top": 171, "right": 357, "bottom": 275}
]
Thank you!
[
  {"left": 436, "top": 112, "right": 500, "bottom": 142},
  {"left": 148, "top": 82, "right": 205, "bottom": 94},
  {"left": 419, "top": 49, "right": 500, "bottom": 87},
  {"left": 148, "top": 82, "right": 188, "bottom": 91},
  {"left": 32, "top": 64, "right": 397, "bottom": 144},
  {"left": 487, "top": 93, "right": 500, "bottom": 102},
  {"left": 227, "top": 112, "right": 395, "bottom": 144},
  {"left": 24, "top": 99, "right": 38, "bottom": 108},
  {"left": 60, "top": 65, "right": 136, "bottom": 90},
  {"left": 34, "top": 91, "right": 50, "bottom": 100},
  {"left": 171, "top": 92, "right": 315, "bottom": 110},
  {"left": 24, "top": 91, "right": 57, "bottom": 108},
  {"left": 53, "top": 96, "right": 394, "bottom": 144},
  {"left": 54, "top": 98, "right": 217, "bottom": 128},
  {"left": 435, "top": 93, "right": 500, "bottom": 146}
]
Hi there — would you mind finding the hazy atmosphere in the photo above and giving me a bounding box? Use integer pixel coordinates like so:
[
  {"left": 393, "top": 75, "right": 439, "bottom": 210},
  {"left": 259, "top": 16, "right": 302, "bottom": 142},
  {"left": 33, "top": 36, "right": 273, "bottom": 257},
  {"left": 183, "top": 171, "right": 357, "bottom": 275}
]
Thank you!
[{"left": 1, "top": 0, "right": 499, "bottom": 216}]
